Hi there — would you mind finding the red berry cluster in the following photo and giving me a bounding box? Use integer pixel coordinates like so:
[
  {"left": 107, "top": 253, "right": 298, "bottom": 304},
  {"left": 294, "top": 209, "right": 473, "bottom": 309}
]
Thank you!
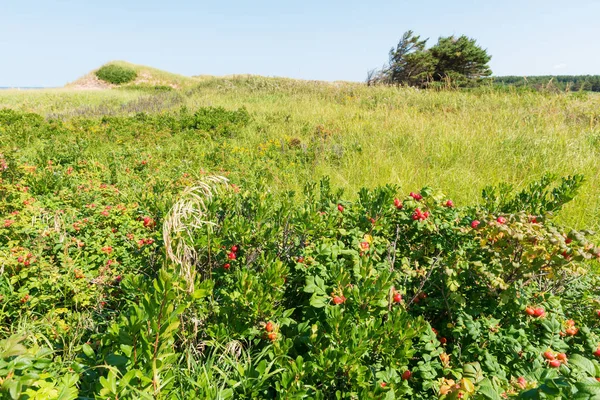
[
  {"left": 412, "top": 208, "right": 430, "bottom": 221},
  {"left": 142, "top": 216, "right": 156, "bottom": 228},
  {"left": 265, "top": 321, "right": 277, "bottom": 341},
  {"left": 543, "top": 350, "right": 567, "bottom": 368},
  {"left": 409, "top": 192, "right": 423, "bottom": 201},
  {"left": 224, "top": 245, "right": 239, "bottom": 269},
  {"left": 525, "top": 306, "right": 545, "bottom": 318},
  {"left": 16, "top": 252, "right": 34, "bottom": 267},
  {"left": 563, "top": 319, "right": 579, "bottom": 336},
  {"left": 393, "top": 198, "right": 403, "bottom": 210},
  {"left": 138, "top": 238, "right": 154, "bottom": 247}
]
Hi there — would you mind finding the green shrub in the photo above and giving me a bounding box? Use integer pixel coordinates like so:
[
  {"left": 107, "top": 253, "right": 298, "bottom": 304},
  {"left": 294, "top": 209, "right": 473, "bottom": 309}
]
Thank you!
[
  {"left": 95, "top": 64, "right": 138, "bottom": 85},
  {"left": 2, "top": 104, "right": 600, "bottom": 398}
]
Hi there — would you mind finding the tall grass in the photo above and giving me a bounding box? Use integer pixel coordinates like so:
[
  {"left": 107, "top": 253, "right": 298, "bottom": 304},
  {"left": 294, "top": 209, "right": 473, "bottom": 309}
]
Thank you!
[{"left": 1, "top": 76, "right": 599, "bottom": 231}]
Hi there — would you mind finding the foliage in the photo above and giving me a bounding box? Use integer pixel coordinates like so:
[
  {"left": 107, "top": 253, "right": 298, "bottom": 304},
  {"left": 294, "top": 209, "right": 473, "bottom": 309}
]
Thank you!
[
  {"left": 2, "top": 113, "right": 600, "bottom": 397},
  {"left": 369, "top": 30, "right": 492, "bottom": 87},
  {"left": 1, "top": 92, "right": 600, "bottom": 398},
  {"left": 493, "top": 75, "right": 600, "bottom": 93},
  {"left": 96, "top": 64, "right": 138, "bottom": 85}
]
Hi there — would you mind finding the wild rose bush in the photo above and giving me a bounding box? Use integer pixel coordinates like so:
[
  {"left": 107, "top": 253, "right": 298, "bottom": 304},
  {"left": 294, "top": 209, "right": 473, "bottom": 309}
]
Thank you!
[{"left": 2, "top": 107, "right": 600, "bottom": 398}]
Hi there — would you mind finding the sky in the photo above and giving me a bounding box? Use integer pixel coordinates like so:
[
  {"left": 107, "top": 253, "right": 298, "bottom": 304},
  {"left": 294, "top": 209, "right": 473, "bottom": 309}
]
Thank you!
[{"left": 1, "top": 0, "right": 599, "bottom": 87}]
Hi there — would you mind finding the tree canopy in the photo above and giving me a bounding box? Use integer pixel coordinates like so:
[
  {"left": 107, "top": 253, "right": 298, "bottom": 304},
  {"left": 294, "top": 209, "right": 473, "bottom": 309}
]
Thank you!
[{"left": 368, "top": 31, "right": 492, "bottom": 87}]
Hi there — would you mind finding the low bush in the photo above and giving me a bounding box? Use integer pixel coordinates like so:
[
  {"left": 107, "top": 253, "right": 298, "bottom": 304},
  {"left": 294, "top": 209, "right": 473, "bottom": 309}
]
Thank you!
[
  {"left": 2, "top": 154, "right": 600, "bottom": 398},
  {"left": 2, "top": 108, "right": 600, "bottom": 398},
  {"left": 95, "top": 64, "right": 138, "bottom": 85}
]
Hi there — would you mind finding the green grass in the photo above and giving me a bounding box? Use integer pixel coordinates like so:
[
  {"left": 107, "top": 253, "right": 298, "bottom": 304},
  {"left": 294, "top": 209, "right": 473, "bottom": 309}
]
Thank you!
[{"left": 1, "top": 73, "right": 599, "bottom": 231}]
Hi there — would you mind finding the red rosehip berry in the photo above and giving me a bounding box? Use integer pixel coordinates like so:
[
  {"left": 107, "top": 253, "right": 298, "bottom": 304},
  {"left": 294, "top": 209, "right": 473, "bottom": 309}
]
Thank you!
[
  {"left": 337, "top": 204, "right": 344, "bottom": 213},
  {"left": 548, "top": 359, "right": 561, "bottom": 368},
  {"left": 227, "top": 252, "right": 236, "bottom": 260},
  {"left": 402, "top": 370, "right": 411, "bottom": 380},
  {"left": 496, "top": 216, "right": 506, "bottom": 224},
  {"left": 393, "top": 292, "right": 402, "bottom": 303},
  {"left": 267, "top": 332, "right": 277, "bottom": 342},
  {"left": 594, "top": 348, "right": 600, "bottom": 358},
  {"left": 265, "top": 321, "right": 274, "bottom": 332},
  {"left": 543, "top": 351, "right": 555, "bottom": 360},
  {"left": 525, "top": 307, "right": 535, "bottom": 316},
  {"left": 557, "top": 353, "right": 567, "bottom": 362},
  {"left": 394, "top": 198, "right": 403, "bottom": 209},
  {"left": 517, "top": 377, "right": 526, "bottom": 388},
  {"left": 223, "top": 263, "right": 230, "bottom": 270},
  {"left": 143, "top": 216, "right": 155, "bottom": 228},
  {"left": 231, "top": 245, "right": 238, "bottom": 252},
  {"left": 444, "top": 200, "right": 454, "bottom": 208},
  {"left": 533, "top": 307, "right": 545, "bottom": 318},
  {"left": 380, "top": 382, "right": 387, "bottom": 388},
  {"left": 566, "top": 327, "right": 578, "bottom": 336},
  {"left": 439, "top": 337, "right": 447, "bottom": 344},
  {"left": 332, "top": 295, "right": 344, "bottom": 305},
  {"left": 471, "top": 220, "right": 480, "bottom": 229}
]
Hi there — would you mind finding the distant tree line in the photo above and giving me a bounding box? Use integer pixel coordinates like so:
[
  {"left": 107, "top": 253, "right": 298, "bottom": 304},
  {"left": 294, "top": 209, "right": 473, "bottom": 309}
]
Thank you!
[
  {"left": 368, "top": 30, "right": 492, "bottom": 88},
  {"left": 492, "top": 75, "right": 600, "bottom": 92}
]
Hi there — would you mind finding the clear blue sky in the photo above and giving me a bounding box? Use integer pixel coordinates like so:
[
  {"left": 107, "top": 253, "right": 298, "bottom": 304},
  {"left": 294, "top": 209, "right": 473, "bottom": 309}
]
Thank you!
[{"left": 1, "top": 0, "right": 599, "bottom": 87}]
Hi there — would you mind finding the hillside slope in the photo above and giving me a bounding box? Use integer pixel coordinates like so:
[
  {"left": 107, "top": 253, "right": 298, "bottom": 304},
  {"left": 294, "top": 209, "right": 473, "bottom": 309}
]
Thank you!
[{"left": 66, "top": 61, "right": 198, "bottom": 90}]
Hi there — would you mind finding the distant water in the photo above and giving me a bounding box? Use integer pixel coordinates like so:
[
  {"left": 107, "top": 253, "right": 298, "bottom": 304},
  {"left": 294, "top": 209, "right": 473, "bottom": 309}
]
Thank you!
[{"left": 0, "top": 87, "right": 51, "bottom": 90}]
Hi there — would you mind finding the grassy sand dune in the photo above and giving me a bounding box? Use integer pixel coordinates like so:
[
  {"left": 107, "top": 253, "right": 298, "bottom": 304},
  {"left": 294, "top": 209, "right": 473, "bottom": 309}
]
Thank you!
[{"left": 66, "top": 60, "right": 197, "bottom": 90}]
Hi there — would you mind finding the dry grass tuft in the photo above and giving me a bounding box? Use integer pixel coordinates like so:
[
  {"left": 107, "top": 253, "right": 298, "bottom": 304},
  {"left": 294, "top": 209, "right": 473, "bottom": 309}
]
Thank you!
[{"left": 163, "top": 175, "right": 229, "bottom": 292}]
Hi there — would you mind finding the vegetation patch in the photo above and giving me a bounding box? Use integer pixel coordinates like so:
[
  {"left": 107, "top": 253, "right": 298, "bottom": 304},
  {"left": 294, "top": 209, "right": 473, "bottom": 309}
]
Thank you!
[
  {"left": 95, "top": 64, "right": 138, "bottom": 85},
  {"left": 1, "top": 75, "right": 600, "bottom": 397}
]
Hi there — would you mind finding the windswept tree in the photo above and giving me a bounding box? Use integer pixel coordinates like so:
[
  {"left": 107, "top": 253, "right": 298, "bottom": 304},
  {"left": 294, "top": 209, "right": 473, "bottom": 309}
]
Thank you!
[
  {"left": 369, "top": 30, "right": 492, "bottom": 87},
  {"left": 429, "top": 35, "right": 492, "bottom": 83},
  {"left": 387, "top": 31, "right": 436, "bottom": 86}
]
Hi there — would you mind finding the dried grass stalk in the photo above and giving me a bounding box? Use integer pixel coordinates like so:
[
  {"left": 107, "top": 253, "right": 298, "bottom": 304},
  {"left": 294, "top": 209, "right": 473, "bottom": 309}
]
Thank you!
[{"left": 163, "top": 175, "right": 229, "bottom": 292}]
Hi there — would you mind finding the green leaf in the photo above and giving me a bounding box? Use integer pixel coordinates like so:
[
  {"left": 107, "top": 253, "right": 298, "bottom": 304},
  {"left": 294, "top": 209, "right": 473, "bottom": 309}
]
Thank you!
[
  {"left": 310, "top": 294, "right": 328, "bottom": 308},
  {"left": 478, "top": 378, "right": 501, "bottom": 400},
  {"left": 82, "top": 343, "right": 95, "bottom": 358},
  {"left": 570, "top": 355, "right": 596, "bottom": 377},
  {"left": 575, "top": 378, "right": 600, "bottom": 395}
]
